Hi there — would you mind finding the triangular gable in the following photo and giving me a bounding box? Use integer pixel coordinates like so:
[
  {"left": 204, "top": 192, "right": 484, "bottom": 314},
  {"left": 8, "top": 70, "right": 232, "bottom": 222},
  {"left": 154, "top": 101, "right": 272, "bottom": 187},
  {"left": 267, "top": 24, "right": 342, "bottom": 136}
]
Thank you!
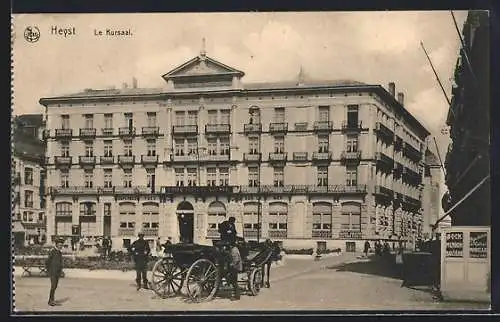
[{"left": 162, "top": 55, "right": 245, "bottom": 79}]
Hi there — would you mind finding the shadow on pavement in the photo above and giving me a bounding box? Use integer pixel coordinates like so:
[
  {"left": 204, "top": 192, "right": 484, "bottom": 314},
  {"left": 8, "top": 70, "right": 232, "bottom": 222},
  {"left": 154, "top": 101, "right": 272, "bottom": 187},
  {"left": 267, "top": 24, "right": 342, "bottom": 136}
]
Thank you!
[{"left": 326, "top": 256, "right": 403, "bottom": 280}]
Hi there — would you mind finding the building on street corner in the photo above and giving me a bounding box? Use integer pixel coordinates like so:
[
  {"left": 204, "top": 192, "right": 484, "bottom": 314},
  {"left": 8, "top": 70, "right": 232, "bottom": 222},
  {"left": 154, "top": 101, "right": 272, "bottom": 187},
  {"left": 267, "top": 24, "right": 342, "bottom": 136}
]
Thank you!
[
  {"left": 40, "top": 48, "right": 440, "bottom": 252},
  {"left": 12, "top": 114, "right": 47, "bottom": 247}
]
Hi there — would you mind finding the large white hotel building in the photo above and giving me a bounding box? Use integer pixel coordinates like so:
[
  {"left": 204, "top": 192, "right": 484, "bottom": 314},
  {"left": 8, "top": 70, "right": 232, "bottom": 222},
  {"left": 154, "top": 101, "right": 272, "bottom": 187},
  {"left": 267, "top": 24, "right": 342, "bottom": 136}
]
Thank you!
[{"left": 40, "top": 50, "right": 437, "bottom": 252}]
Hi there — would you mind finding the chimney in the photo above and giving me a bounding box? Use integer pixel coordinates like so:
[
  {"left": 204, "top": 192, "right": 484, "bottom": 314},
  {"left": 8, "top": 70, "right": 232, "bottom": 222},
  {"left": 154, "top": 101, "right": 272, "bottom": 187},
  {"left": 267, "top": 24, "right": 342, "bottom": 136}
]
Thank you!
[
  {"left": 132, "top": 77, "right": 137, "bottom": 89},
  {"left": 388, "top": 82, "right": 395, "bottom": 97},
  {"left": 397, "top": 92, "right": 404, "bottom": 106}
]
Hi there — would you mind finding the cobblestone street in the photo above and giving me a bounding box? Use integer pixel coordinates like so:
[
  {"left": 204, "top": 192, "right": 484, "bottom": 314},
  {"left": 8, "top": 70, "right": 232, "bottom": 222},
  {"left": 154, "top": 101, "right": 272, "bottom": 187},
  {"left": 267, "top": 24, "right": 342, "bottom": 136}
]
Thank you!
[{"left": 13, "top": 254, "right": 489, "bottom": 312}]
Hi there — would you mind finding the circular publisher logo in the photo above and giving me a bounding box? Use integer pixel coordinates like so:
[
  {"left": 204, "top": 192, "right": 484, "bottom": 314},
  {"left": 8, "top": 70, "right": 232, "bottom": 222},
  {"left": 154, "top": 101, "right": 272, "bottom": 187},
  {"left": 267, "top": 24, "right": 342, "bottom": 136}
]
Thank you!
[{"left": 24, "top": 26, "right": 40, "bottom": 43}]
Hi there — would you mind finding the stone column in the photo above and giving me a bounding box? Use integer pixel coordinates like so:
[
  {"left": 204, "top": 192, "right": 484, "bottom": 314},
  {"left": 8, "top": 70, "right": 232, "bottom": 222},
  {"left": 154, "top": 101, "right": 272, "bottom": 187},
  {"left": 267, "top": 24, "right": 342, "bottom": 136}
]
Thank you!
[
  {"left": 96, "top": 201, "right": 104, "bottom": 236},
  {"left": 72, "top": 201, "right": 79, "bottom": 231},
  {"left": 260, "top": 201, "right": 269, "bottom": 240},
  {"left": 331, "top": 200, "right": 342, "bottom": 238},
  {"left": 303, "top": 201, "right": 313, "bottom": 239}
]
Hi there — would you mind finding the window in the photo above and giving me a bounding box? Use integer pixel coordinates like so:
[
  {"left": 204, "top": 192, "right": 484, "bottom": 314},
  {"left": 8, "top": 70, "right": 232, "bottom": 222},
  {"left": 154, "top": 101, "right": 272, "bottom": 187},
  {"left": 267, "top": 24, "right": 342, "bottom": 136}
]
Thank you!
[
  {"left": 269, "top": 203, "right": 288, "bottom": 231},
  {"left": 175, "top": 168, "right": 185, "bottom": 186},
  {"left": 38, "top": 213, "right": 44, "bottom": 221},
  {"left": 104, "top": 114, "right": 113, "bottom": 129},
  {"left": 104, "top": 169, "right": 113, "bottom": 188},
  {"left": 175, "top": 139, "right": 185, "bottom": 156},
  {"left": 146, "top": 169, "right": 155, "bottom": 188},
  {"left": 243, "top": 203, "right": 260, "bottom": 231},
  {"left": 220, "top": 138, "right": 230, "bottom": 155},
  {"left": 104, "top": 140, "right": 113, "bottom": 157},
  {"left": 274, "top": 107, "right": 285, "bottom": 123},
  {"left": 84, "top": 114, "right": 94, "bottom": 128},
  {"left": 249, "top": 137, "right": 259, "bottom": 154},
  {"left": 273, "top": 167, "right": 284, "bottom": 187},
  {"left": 207, "top": 201, "right": 227, "bottom": 230},
  {"left": 123, "top": 169, "right": 132, "bottom": 187},
  {"left": 56, "top": 202, "right": 72, "bottom": 216},
  {"left": 80, "top": 202, "right": 96, "bottom": 216},
  {"left": 85, "top": 142, "right": 94, "bottom": 157},
  {"left": 219, "top": 168, "right": 229, "bottom": 186},
  {"left": 317, "top": 166, "right": 328, "bottom": 186},
  {"left": 84, "top": 170, "right": 94, "bottom": 188},
  {"left": 61, "top": 142, "right": 70, "bottom": 157},
  {"left": 124, "top": 113, "right": 133, "bottom": 129},
  {"left": 319, "top": 106, "right": 330, "bottom": 122},
  {"left": 248, "top": 167, "right": 259, "bottom": 187},
  {"left": 207, "top": 168, "right": 217, "bottom": 186},
  {"left": 61, "top": 115, "right": 70, "bottom": 129},
  {"left": 175, "top": 111, "right": 185, "bottom": 126},
  {"left": 147, "top": 140, "right": 156, "bottom": 156},
  {"left": 124, "top": 141, "right": 133, "bottom": 156},
  {"left": 147, "top": 112, "right": 157, "bottom": 127},
  {"left": 274, "top": 137, "right": 284, "bottom": 153},
  {"left": 60, "top": 171, "right": 69, "bottom": 188},
  {"left": 24, "top": 167, "right": 33, "bottom": 185},
  {"left": 249, "top": 108, "right": 260, "bottom": 124},
  {"left": 318, "top": 136, "right": 329, "bottom": 153},
  {"left": 24, "top": 190, "right": 34, "bottom": 208},
  {"left": 120, "top": 222, "right": 136, "bottom": 228},
  {"left": 187, "top": 139, "right": 197, "bottom": 155},
  {"left": 346, "top": 136, "right": 358, "bottom": 152},
  {"left": 187, "top": 111, "right": 198, "bottom": 126},
  {"left": 346, "top": 167, "right": 357, "bottom": 186},
  {"left": 347, "top": 105, "right": 359, "bottom": 127},
  {"left": 312, "top": 203, "right": 332, "bottom": 230},
  {"left": 340, "top": 203, "right": 361, "bottom": 231},
  {"left": 207, "top": 138, "right": 217, "bottom": 155},
  {"left": 142, "top": 203, "right": 159, "bottom": 230},
  {"left": 208, "top": 110, "right": 217, "bottom": 124},
  {"left": 220, "top": 110, "right": 230, "bottom": 125},
  {"left": 104, "top": 203, "right": 111, "bottom": 216},
  {"left": 187, "top": 168, "right": 197, "bottom": 186}
]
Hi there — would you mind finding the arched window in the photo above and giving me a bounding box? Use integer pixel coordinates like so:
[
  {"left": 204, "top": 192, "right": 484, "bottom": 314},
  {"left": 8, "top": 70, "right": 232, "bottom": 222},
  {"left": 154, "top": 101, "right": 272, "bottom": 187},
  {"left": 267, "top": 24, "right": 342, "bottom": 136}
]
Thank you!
[
  {"left": 55, "top": 202, "right": 72, "bottom": 236},
  {"left": 79, "top": 202, "right": 97, "bottom": 236},
  {"left": 341, "top": 202, "right": 361, "bottom": 231},
  {"left": 207, "top": 201, "right": 226, "bottom": 231},
  {"left": 243, "top": 202, "right": 261, "bottom": 238},
  {"left": 119, "top": 202, "right": 136, "bottom": 232},
  {"left": 142, "top": 202, "right": 159, "bottom": 230},
  {"left": 312, "top": 202, "right": 332, "bottom": 230},
  {"left": 268, "top": 202, "right": 288, "bottom": 234}
]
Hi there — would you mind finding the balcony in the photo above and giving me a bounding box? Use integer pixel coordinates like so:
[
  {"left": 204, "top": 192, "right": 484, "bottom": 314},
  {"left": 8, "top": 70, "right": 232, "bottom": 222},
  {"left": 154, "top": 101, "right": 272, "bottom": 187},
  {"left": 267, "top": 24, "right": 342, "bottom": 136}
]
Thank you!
[
  {"left": 101, "top": 128, "right": 114, "bottom": 136},
  {"left": 268, "top": 230, "right": 287, "bottom": 239},
  {"left": 312, "top": 151, "right": 332, "bottom": 162},
  {"left": 118, "top": 228, "right": 136, "bottom": 236},
  {"left": 54, "top": 156, "right": 72, "bottom": 169},
  {"left": 340, "top": 150, "right": 361, "bottom": 164},
  {"left": 141, "top": 155, "right": 159, "bottom": 167},
  {"left": 173, "top": 125, "right": 198, "bottom": 136},
  {"left": 78, "top": 156, "right": 96, "bottom": 168},
  {"left": 243, "top": 229, "right": 259, "bottom": 239},
  {"left": 313, "top": 121, "right": 334, "bottom": 132},
  {"left": 161, "top": 185, "right": 234, "bottom": 196},
  {"left": 118, "top": 127, "right": 136, "bottom": 138},
  {"left": 51, "top": 186, "right": 99, "bottom": 195},
  {"left": 55, "top": 129, "right": 72, "bottom": 140},
  {"left": 244, "top": 123, "right": 262, "bottom": 134},
  {"left": 309, "top": 184, "right": 368, "bottom": 194},
  {"left": 403, "top": 167, "right": 422, "bottom": 185},
  {"left": 312, "top": 229, "right": 332, "bottom": 239},
  {"left": 243, "top": 153, "right": 262, "bottom": 163},
  {"left": 142, "top": 228, "right": 159, "bottom": 237},
  {"left": 404, "top": 195, "right": 422, "bottom": 208},
  {"left": 375, "top": 152, "right": 394, "bottom": 171},
  {"left": 114, "top": 187, "right": 139, "bottom": 195},
  {"left": 205, "top": 124, "right": 230, "bottom": 135},
  {"left": 292, "top": 152, "right": 308, "bottom": 162},
  {"left": 100, "top": 156, "right": 114, "bottom": 165},
  {"left": 206, "top": 229, "right": 220, "bottom": 239},
  {"left": 338, "top": 230, "right": 362, "bottom": 239},
  {"left": 403, "top": 143, "right": 422, "bottom": 162},
  {"left": 118, "top": 155, "right": 135, "bottom": 168},
  {"left": 261, "top": 185, "right": 293, "bottom": 194},
  {"left": 393, "top": 162, "right": 404, "bottom": 177},
  {"left": 141, "top": 126, "right": 160, "bottom": 137},
  {"left": 201, "top": 153, "right": 231, "bottom": 163},
  {"left": 268, "top": 152, "right": 288, "bottom": 164},
  {"left": 341, "top": 121, "right": 362, "bottom": 133},
  {"left": 269, "top": 122, "right": 288, "bottom": 134},
  {"left": 170, "top": 154, "right": 200, "bottom": 163},
  {"left": 375, "top": 122, "right": 394, "bottom": 142},
  {"left": 394, "top": 136, "right": 403, "bottom": 151},
  {"left": 374, "top": 185, "right": 394, "bottom": 198},
  {"left": 79, "top": 128, "right": 96, "bottom": 139}
]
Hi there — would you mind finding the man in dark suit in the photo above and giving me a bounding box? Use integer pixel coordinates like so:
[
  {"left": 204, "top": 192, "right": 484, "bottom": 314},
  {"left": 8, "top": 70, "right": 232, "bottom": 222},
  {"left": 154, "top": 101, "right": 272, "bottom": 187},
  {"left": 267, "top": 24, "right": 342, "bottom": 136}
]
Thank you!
[
  {"left": 218, "top": 216, "right": 241, "bottom": 300},
  {"left": 46, "top": 239, "right": 64, "bottom": 306},
  {"left": 130, "top": 232, "right": 151, "bottom": 290},
  {"left": 218, "top": 216, "right": 237, "bottom": 243}
]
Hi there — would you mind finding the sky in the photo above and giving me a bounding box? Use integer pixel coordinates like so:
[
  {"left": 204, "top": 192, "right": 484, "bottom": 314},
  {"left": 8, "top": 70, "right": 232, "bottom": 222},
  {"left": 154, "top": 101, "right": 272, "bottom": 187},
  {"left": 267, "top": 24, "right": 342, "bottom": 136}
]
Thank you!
[{"left": 12, "top": 11, "right": 469, "bottom": 208}]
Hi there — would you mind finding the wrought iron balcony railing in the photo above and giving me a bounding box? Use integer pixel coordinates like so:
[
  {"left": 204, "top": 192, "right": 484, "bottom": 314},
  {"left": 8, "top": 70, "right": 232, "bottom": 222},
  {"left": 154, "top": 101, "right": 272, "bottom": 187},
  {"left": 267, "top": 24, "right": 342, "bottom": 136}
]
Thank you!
[
  {"left": 118, "top": 228, "right": 136, "bottom": 236},
  {"left": 142, "top": 126, "right": 160, "bottom": 137},
  {"left": 292, "top": 152, "right": 308, "bottom": 162},
  {"left": 268, "top": 152, "right": 288, "bottom": 162},
  {"left": 118, "top": 155, "right": 135, "bottom": 165},
  {"left": 340, "top": 150, "right": 361, "bottom": 163},
  {"left": 100, "top": 156, "right": 114, "bottom": 164},
  {"left": 312, "top": 151, "right": 332, "bottom": 161},
  {"left": 341, "top": 121, "right": 362, "bottom": 132},
  {"left": 205, "top": 124, "right": 231, "bottom": 134},
  {"left": 269, "top": 122, "right": 288, "bottom": 133},
  {"left": 118, "top": 127, "right": 136, "bottom": 137},
  {"left": 243, "top": 153, "right": 262, "bottom": 162},
  {"left": 312, "top": 229, "right": 332, "bottom": 239},
  {"left": 141, "top": 155, "right": 159, "bottom": 165},
  {"left": 313, "top": 121, "right": 334, "bottom": 132},
  {"left": 78, "top": 156, "right": 96, "bottom": 167},
  {"left": 173, "top": 125, "right": 198, "bottom": 135},
  {"left": 244, "top": 123, "right": 262, "bottom": 133},
  {"left": 268, "top": 230, "right": 287, "bottom": 238},
  {"left": 79, "top": 128, "right": 96, "bottom": 138},
  {"left": 54, "top": 156, "right": 72, "bottom": 168},
  {"left": 101, "top": 128, "right": 114, "bottom": 136},
  {"left": 55, "top": 129, "right": 72, "bottom": 140}
]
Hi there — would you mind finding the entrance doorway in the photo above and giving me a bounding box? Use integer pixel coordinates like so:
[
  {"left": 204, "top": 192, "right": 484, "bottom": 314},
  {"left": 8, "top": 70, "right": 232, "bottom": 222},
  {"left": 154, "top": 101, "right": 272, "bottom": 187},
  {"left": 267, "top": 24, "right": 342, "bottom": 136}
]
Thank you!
[{"left": 177, "top": 201, "right": 194, "bottom": 244}]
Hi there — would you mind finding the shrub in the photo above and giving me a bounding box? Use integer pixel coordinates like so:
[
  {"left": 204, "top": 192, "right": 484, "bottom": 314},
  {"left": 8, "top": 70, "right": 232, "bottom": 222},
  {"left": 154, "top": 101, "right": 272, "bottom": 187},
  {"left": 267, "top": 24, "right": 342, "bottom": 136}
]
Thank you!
[
  {"left": 318, "top": 248, "right": 342, "bottom": 255},
  {"left": 283, "top": 248, "right": 314, "bottom": 255}
]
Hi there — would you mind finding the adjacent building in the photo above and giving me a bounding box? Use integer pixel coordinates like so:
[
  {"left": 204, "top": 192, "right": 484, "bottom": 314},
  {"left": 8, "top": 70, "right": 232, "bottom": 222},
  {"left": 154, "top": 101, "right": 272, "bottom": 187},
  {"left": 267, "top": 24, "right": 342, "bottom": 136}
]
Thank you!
[
  {"left": 445, "top": 10, "right": 490, "bottom": 227},
  {"left": 40, "top": 50, "right": 437, "bottom": 252},
  {"left": 12, "top": 114, "right": 47, "bottom": 247}
]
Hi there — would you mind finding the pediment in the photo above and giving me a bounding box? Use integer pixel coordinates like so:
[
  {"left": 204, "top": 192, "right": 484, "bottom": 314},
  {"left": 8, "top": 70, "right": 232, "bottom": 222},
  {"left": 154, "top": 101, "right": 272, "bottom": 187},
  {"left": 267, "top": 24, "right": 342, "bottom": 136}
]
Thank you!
[{"left": 162, "top": 55, "right": 244, "bottom": 80}]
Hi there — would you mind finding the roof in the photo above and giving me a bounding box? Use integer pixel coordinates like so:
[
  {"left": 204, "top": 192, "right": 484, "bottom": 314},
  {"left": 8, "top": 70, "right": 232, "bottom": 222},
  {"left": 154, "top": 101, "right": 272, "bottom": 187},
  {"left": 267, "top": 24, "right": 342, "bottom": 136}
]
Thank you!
[
  {"left": 243, "top": 79, "right": 367, "bottom": 90},
  {"left": 162, "top": 54, "right": 245, "bottom": 80}
]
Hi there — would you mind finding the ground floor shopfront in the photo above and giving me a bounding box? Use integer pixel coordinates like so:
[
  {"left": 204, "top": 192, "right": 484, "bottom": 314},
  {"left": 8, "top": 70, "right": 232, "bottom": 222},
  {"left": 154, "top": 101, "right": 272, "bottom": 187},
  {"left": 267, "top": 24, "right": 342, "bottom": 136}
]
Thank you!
[{"left": 45, "top": 191, "right": 423, "bottom": 252}]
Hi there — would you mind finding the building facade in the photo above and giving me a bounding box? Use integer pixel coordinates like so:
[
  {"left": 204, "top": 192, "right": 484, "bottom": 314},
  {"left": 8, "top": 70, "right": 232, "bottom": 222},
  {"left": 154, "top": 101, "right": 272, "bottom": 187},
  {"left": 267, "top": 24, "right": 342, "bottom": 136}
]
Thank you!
[
  {"left": 40, "top": 51, "right": 435, "bottom": 252},
  {"left": 445, "top": 10, "right": 490, "bottom": 226},
  {"left": 12, "top": 114, "right": 47, "bottom": 247}
]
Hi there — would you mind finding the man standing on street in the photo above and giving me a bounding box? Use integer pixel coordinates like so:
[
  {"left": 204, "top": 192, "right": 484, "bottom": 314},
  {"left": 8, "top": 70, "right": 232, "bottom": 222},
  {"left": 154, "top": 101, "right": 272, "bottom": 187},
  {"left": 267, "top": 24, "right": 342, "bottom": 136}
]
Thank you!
[
  {"left": 130, "top": 232, "right": 151, "bottom": 290},
  {"left": 218, "top": 216, "right": 241, "bottom": 300},
  {"left": 46, "top": 239, "right": 64, "bottom": 306}
]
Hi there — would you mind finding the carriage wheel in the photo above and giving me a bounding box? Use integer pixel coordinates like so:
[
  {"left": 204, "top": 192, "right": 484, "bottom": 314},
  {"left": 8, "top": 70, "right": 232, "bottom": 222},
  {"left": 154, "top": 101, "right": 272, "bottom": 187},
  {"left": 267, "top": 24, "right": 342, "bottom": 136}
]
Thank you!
[
  {"left": 151, "top": 257, "right": 183, "bottom": 298},
  {"left": 248, "top": 267, "right": 263, "bottom": 296},
  {"left": 185, "top": 258, "right": 220, "bottom": 302}
]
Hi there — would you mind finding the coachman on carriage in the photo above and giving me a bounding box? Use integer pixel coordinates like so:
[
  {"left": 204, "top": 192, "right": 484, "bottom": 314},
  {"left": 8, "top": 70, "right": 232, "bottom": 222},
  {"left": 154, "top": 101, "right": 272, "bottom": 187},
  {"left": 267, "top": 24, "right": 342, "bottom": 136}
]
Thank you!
[{"left": 150, "top": 217, "right": 280, "bottom": 302}]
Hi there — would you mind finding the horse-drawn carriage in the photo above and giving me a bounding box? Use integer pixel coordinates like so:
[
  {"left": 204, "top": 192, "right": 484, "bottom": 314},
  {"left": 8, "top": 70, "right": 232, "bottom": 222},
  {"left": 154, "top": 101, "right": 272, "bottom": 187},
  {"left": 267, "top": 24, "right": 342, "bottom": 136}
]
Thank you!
[{"left": 150, "top": 238, "right": 278, "bottom": 302}]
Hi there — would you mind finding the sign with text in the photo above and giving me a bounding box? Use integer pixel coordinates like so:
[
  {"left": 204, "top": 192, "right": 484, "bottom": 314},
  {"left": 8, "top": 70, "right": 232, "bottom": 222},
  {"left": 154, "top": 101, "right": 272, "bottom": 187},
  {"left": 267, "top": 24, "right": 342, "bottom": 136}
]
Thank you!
[
  {"left": 469, "top": 231, "right": 488, "bottom": 259},
  {"left": 445, "top": 232, "right": 463, "bottom": 258}
]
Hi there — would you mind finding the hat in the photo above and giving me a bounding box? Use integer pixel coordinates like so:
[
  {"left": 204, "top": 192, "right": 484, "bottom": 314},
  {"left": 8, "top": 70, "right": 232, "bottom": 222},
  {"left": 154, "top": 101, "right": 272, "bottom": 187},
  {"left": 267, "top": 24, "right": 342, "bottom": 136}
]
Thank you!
[{"left": 138, "top": 231, "right": 145, "bottom": 237}]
